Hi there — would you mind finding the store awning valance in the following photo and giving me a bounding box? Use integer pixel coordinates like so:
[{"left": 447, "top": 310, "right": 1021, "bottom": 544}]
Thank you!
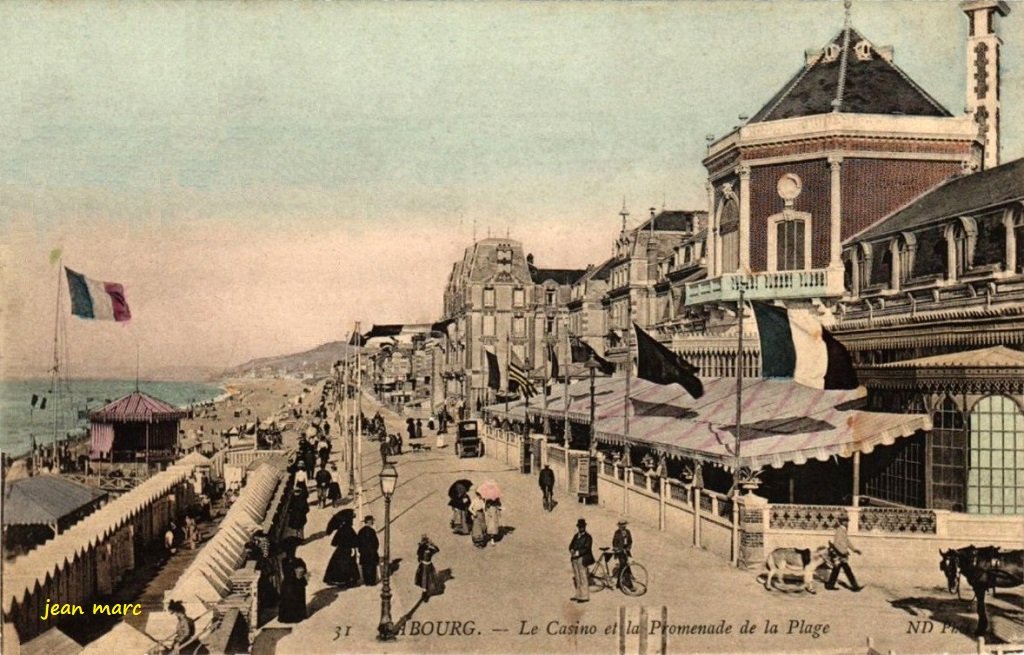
[{"left": 528, "top": 377, "right": 931, "bottom": 470}]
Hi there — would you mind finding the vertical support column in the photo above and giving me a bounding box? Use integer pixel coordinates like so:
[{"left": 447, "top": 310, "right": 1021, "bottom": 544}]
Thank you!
[
  {"left": 852, "top": 450, "right": 861, "bottom": 508},
  {"left": 706, "top": 181, "right": 717, "bottom": 278},
  {"left": 829, "top": 155, "right": 844, "bottom": 271},
  {"left": 737, "top": 493, "right": 768, "bottom": 570},
  {"left": 1004, "top": 207, "right": 1017, "bottom": 274},
  {"left": 737, "top": 165, "right": 751, "bottom": 271},
  {"left": 693, "top": 488, "right": 702, "bottom": 548}
]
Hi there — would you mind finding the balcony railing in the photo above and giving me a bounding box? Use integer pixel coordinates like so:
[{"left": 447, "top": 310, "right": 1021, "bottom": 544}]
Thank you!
[{"left": 685, "top": 269, "right": 844, "bottom": 305}]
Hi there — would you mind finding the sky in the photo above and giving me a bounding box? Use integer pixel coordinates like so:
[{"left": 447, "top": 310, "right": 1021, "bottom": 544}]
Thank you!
[{"left": 1, "top": 1, "right": 1022, "bottom": 379}]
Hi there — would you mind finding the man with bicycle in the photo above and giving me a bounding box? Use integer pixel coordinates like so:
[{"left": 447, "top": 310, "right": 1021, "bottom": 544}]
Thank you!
[{"left": 611, "top": 519, "right": 634, "bottom": 591}]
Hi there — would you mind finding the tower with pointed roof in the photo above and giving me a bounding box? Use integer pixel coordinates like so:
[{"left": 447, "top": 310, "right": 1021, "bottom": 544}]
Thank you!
[
  {"left": 962, "top": 0, "right": 1011, "bottom": 170},
  {"left": 688, "top": 6, "right": 982, "bottom": 313}
]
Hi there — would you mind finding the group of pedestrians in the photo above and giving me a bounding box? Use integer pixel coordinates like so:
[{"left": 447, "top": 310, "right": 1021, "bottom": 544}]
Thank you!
[
  {"left": 568, "top": 518, "right": 635, "bottom": 603},
  {"left": 324, "top": 511, "right": 381, "bottom": 589},
  {"left": 449, "top": 483, "right": 503, "bottom": 548}
]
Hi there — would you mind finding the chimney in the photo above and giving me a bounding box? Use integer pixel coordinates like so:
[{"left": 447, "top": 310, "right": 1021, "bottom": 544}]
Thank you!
[{"left": 961, "top": 0, "right": 1010, "bottom": 170}]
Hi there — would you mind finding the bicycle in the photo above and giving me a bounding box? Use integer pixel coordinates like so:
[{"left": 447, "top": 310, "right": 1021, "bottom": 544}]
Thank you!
[{"left": 587, "top": 547, "right": 648, "bottom": 596}]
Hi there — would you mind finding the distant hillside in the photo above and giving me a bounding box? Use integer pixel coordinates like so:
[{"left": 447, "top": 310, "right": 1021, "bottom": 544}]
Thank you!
[{"left": 224, "top": 341, "right": 359, "bottom": 379}]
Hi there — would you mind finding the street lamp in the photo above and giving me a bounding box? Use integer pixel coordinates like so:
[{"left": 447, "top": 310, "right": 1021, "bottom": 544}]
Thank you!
[
  {"left": 581, "top": 356, "right": 601, "bottom": 504},
  {"left": 378, "top": 462, "right": 399, "bottom": 641}
]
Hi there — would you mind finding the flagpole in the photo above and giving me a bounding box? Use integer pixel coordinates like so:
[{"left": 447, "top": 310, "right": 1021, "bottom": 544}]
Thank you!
[
  {"left": 732, "top": 288, "right": 745, "bottom": 567},
  {"left": 505, "top": 331, "right": 510, "bottom": 413},
  {"left": 563, "top": 332, "right": 571, "bottom": 450},
  {"left": 51, "top": 260, "right": 63, "bottom": 466},
  {"left": 734, "top": 290, "right": 745, "bottom": 478},
  {"left": 624, "top": 294, "right": 632, "bottom": 516}
]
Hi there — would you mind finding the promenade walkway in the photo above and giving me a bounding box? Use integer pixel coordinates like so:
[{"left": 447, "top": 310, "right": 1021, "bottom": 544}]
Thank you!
[{"left": 266, "top": 395, "right": 982, "bottom": 654}]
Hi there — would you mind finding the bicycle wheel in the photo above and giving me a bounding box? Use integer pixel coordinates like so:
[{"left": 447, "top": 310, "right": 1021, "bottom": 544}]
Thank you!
[
  {"left": 619, "top": 561, "right": 648, "bottom": 596},
  {"left": 587, "top": 565, "right": 608, "bottom": 592}
]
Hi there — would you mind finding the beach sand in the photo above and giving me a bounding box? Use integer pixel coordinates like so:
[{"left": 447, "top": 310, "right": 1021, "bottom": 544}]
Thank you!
[{"left": 179, "top": 376, "right": 318, "bottom": 450}]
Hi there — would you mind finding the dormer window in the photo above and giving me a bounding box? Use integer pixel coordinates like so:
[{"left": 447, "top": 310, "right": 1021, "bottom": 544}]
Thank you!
[
  {"left": 545, "top": 288, "right": 556, "bottom": 306},
  {"left": 822, "top": 43, "right": 841, "bottom": 63},
  {"left": 854, "top": 40, "right": 873, "bottom": 61}
]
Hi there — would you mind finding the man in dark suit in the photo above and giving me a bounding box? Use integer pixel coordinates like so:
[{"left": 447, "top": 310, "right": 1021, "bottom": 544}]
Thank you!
[
  {"left": 569, "top": 518, "right": 594, "bottom": 602},
  {"left": 539, "top": 464, "right": 556, "bottom": 511},
  {"left": 357, "top": 516, "right": 380, "bottom": 586}
]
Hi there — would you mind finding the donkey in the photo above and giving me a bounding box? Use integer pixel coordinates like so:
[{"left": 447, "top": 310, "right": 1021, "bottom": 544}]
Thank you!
[
  {"left": 765, "top": 546, "right": 829, "bottom": 593},
  {"left": 940, "top": 545, "right": 1023, "bottom": 636}
]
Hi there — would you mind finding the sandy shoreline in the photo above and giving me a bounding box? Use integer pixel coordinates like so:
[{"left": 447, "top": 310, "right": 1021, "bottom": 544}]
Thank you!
[{"left": 179, "top": 376, "right": 320, "bottom": 450}]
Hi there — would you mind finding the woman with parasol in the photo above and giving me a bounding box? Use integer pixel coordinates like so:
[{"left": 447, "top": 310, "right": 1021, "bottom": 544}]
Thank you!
[
  {"left": 448, "top": 479, "right": 473, "bottom": 535},
  {"left": 469, "top": 490, "right": 487, "bottom": 548},
  {"left": 324, "top": 509, "right": 360, "bottom": 589},
  {"left": 479, "top": 480, "right": 504, "bottom": 547}
]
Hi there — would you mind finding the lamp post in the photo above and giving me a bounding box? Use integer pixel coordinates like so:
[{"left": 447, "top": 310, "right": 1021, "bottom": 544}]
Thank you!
[
  {"left": 378, "top": 461, "right": 399, "bottom": 641},
  {"left": 581, "top": 356, "right": 601, "bottom": 503},
  {"left": 584, "top": 356, "right": 599, "bottom": 457}
]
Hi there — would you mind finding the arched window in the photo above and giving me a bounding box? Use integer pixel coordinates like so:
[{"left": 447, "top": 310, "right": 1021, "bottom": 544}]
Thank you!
[
  {"left": 719, "top": 188, "right": 740, "bottom": 273},
  {"left": 896, "top": 233, "right": 916, "bottom": 285},
  {"left": 967, "top": 395, "right": 1024, "bottom": 514}
]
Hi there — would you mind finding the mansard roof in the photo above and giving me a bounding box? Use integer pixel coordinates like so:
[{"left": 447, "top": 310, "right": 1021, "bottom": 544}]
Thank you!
[
  {"left": 749, "top": 27, "right": 951, "bottom": 124},
  {"left": 850, "top": 157, "right": 1024, "bottom": 243},
  {"left": 635, "top": 210, "right": 702, "bottom": 233},
  {"left": 530, "top": 267, "right": 588, "bottom": 286}
]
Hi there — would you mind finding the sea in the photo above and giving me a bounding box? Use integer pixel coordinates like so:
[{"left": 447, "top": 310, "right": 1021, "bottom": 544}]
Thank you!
[{"left": 0, "top": 379, "right": 225, "bottom": 458}]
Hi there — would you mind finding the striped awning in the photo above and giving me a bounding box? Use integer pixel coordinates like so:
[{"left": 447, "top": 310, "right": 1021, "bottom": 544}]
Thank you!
[
  {"left": 90, "top": 391, "right": 187, "bottom": 423},
  {"left": 530, "top": 377, "right": 930, "bottom": 470},
  {"left": 2, "top": 464, "right": 196, "bottom": 614}
]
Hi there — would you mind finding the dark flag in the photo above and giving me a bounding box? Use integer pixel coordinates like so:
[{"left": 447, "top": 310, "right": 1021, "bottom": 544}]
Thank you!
[
  {"left": 751, "top": 303, "right": 858, "bottom": 390},
  {"left": 485, "top": 349, "right": 501, "bottom": 390},
  {"left": 30, "top": 394, "right": 39, "bottom": 407},
  {"left": 39, "top": 397, "right": 48, "bottom": 410},
  {"left": 633, "top": 323, "right": 704, "bottom": 399},
  {"left": 569, "top": 337, "right": 615, "bottom": 375},
  {"left": 508, "top": 352, "right": 537, "bottom": 398},
  {"left": 547, "top": 344, "right": 559, "bottom": 381}
]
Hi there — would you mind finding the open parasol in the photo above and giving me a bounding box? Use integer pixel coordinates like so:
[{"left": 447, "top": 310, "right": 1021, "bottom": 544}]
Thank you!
[
  {"left": 477, "top": 480, "right": 501, "bottom": 501},
  {"left": 448, "top": 479, "right": 473, "bottom": 500}
]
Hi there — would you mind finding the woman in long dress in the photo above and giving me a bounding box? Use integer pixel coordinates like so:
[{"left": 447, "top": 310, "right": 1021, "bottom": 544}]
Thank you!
[
  {"left": 415, "top": 535, "right": 440, "bottom": 602},
  {"left": 484, "top": 499, "right": 503, "bottom": 546},
  {"left": 278, "top": 538, "right": 308, "bottom": 623},
  {"left": 287, "top": 487, "right": 309, "bottom": 540},
  {"left": 469, "top": 492, "right": 487, "bottom": 548},
  {"left": 324, "top": 513, "right": 360, "bottom": 588}
]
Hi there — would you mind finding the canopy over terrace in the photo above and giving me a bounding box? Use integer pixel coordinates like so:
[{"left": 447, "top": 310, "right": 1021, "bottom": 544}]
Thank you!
[{"left": 527, "top": 377, "right": 931, "bottom": 471}]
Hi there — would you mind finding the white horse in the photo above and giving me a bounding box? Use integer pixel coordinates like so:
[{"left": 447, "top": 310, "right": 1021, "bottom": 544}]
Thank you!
[{"left": 764, "top": 547, "right": 829, "bottom": 593}]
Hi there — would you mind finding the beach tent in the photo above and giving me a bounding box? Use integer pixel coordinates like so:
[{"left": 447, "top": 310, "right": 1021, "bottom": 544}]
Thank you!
[
  {"left": 3, "top": 474, "right": 108, "bottom": 555},
  {"left": 80, "top": 621, "right": 157, "bottom": 655},
  {"left": 19, "top": 627, "right": 80, "bottom": 655}
]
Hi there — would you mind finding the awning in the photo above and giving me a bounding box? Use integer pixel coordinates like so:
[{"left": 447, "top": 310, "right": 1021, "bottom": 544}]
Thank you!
[
  {"left": 530, "top": 377, "right": 930, "bottom": 470},
  {"left": 3, "top": 464, "right": 196, "bottom": 614}
]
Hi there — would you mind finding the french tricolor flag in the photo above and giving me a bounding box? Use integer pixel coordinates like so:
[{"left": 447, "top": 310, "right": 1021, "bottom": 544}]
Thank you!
[
  {"left": 752, "top": 302, "right": 857, "bottom": 390},
  {"left": 65, "top": 267, "right": 132, "bottom": 322}
]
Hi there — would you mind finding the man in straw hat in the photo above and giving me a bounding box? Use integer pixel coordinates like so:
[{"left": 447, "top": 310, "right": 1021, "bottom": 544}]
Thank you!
[
  {"left": 568, "top": 518, "right": 594, "bottom": 602},
  {"left": 612, "top": 519, "right": 634, "bottom": 591}
]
